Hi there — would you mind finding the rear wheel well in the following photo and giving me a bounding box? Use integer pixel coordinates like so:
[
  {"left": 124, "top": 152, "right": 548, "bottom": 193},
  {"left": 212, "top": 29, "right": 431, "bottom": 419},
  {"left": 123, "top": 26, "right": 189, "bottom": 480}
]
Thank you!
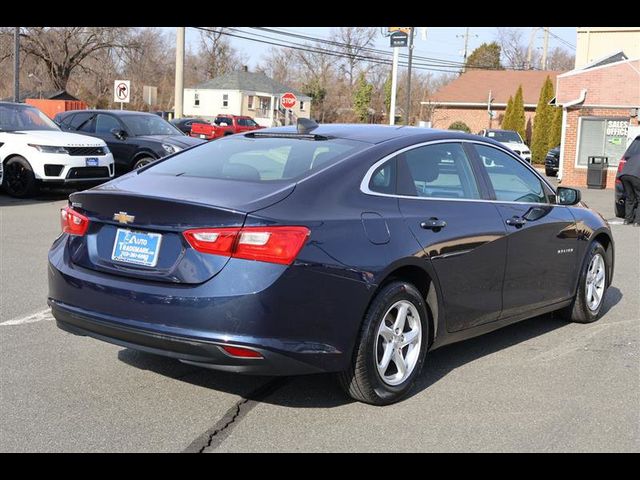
[
  {"left": 593, "top": 232, "right": 613, "bottom": 286},
  {"left": 377, "top": 265, "right": 436, "bottom": 347}
]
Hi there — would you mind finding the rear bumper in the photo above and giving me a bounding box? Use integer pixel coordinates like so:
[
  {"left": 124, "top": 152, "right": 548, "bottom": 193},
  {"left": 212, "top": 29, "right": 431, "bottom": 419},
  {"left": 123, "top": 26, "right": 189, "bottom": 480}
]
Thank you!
[
  {"left": 51, "top": 299, "right": 323, "bottom": 375},
  {"left": 48, "top": 235, "right": 372, "bottom": 375}
]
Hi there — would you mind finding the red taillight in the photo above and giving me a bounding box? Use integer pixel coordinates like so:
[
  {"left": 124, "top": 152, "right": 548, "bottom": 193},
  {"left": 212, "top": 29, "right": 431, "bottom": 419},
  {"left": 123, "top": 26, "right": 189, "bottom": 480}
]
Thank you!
[
  {"left": 183, "top": 228, "right": 239, "bottom": 256},
  {"left": 60, "top": 206, "right": 89, "bottom": 236},
  {"left": 221, "top": 345, "right": 263, "bottom": 358},
  {"left": 183, "top": 226, "right": 310, "bottom": 265},
  {"left": 616, "top": 159, "right": 626, "bottom": 186}
]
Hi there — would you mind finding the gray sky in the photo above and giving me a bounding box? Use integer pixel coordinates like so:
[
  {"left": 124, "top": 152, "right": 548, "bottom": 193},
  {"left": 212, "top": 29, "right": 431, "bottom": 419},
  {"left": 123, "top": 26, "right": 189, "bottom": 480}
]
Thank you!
[{"left": 181, "top": 26, "right": 577, "bottom": 72}]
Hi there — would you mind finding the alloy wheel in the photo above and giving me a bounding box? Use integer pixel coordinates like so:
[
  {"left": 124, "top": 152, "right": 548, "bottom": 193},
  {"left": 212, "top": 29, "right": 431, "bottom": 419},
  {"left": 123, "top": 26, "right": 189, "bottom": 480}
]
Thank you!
[
  {"left": 375, "top": 300, "right": 422, "bottom": 386},
  {"left": 585, "top": 253, "right": 606, "bottom": 311}
]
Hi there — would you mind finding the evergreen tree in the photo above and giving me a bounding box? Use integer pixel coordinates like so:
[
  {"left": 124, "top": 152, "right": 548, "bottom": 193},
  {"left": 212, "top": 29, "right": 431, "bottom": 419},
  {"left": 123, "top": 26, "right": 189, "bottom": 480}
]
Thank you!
[
  {"left": 512, "top": 85, "right": 526, "bottom": 142},
  {"left": 531, "top": 76, "right": 555, "bottom": 163},
  {"left": 465, "top": 42, "right": 503, "bottom": 70},
  {"left": 353, "top": 73, "right": 374, "bottom": 123},
  {"left": 383, "top": 76, "right": 392, "bottom": 113},
  {"left": 502, "top": 95, "right": 514, "bottom": 130},
  {"left": 549, "top": 107, "right": 562, "bottom": 148}
]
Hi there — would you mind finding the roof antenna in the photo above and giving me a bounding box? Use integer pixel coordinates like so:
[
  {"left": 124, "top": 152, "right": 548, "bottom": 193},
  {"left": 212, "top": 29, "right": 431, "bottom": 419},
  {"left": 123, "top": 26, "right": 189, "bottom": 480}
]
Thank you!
[{"left": 297, "top": 118, "right": 319, "bottom": 134}]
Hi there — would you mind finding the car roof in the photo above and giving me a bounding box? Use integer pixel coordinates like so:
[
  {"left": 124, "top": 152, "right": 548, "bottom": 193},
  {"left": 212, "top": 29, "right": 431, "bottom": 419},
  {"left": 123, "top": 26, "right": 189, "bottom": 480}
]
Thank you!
[
  {"left": 57, "top": 109, "right": 158, "bottom": 117},
  {"left": 256, "top": 124, "right": 486, "bottom": 144},
  {"left": 0, "top": 101, "right": 37, "bottom": 108}
]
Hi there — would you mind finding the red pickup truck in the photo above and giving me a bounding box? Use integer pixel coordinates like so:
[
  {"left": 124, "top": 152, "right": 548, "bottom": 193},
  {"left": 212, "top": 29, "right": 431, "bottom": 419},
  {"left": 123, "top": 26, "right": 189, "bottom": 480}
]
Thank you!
[{"left": 189, "top": 115, "right": 264, "bottom": 140}]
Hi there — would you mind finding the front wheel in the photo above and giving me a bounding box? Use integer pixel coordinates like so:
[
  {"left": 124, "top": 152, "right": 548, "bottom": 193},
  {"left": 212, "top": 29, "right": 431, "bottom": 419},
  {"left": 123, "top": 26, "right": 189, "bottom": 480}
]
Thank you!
[
  {"left": 562, "top": 242, "right": 608, "bottom": 323},
  {"left": 2, "top": 156, "right": 39, "bottom": 198},
  {"left": 132, "top": 157, "right": 154, "bottom": 170},
  {"left": 338, "top": 281, "right": 429, "bottom": 405}
]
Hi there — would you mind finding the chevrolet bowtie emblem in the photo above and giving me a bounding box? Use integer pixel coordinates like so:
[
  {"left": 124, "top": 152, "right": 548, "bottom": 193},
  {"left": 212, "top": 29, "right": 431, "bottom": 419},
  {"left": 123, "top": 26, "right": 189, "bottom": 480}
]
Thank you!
[{"left": 113, "top": 211, "right": 135, "bottom": 224}]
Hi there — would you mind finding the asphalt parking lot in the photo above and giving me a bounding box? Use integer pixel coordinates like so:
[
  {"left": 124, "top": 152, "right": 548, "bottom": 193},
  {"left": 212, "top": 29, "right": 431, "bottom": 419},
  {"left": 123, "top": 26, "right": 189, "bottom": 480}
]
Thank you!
[{"left": 0, "top": 182, "right": 638, "bottom": 452}]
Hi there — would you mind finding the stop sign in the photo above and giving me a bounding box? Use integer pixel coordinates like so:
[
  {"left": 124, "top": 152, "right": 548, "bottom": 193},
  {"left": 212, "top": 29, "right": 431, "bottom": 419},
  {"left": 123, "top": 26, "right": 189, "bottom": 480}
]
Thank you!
[{"left": 281, "top": 92, "right": 297, "bottom": 109}]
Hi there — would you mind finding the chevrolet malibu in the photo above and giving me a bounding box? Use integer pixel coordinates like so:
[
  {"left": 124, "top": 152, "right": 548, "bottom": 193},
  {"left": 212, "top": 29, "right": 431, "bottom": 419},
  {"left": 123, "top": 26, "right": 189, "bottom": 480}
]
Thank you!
[{"left": 48, "top": 121, "right": 614, "bottom": 405}]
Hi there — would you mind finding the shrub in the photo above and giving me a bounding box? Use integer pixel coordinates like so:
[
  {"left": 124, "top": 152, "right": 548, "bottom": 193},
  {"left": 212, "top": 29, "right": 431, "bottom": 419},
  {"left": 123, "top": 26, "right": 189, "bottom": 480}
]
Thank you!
[{"left": 448, "top": 121, "right": 471, "bottom": 133}]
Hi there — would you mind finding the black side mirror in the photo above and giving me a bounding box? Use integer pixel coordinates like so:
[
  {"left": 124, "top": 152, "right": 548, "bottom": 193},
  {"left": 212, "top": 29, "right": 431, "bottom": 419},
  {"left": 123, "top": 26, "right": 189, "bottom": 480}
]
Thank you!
[
  {"left": 556, "top": 187, "right": 581, "bottom": 206},
  {"left": 110, "top": 128, "right": 126, "bottom": 140}
]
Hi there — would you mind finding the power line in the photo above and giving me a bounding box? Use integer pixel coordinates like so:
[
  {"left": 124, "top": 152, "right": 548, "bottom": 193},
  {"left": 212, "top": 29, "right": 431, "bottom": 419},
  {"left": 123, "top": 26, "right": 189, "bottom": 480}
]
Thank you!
[
  {"left": 193, "top": 27, "right": 467, "bottom": 74},
  {"left": 193, "top": 27, "right": 538, "bottom": 74},
  {"left": 250, "top": 26, "right": 477, "bottom": 68},
  {"left": 547, "top": 29, "right": 576, "bottom": 50}
]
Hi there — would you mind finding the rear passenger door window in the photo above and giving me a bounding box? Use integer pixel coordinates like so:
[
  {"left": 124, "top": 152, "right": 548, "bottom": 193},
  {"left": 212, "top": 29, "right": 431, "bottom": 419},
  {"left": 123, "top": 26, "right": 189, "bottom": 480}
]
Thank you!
[{"left": 397, "top": 143, "right": 480, "bottom": 199}]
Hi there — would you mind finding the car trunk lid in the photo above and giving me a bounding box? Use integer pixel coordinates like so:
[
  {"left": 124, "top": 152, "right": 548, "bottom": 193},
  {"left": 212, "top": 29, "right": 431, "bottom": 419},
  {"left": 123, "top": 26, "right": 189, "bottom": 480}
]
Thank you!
[{"left": 66, "top": 173, "right": 295, "bottom": 284}]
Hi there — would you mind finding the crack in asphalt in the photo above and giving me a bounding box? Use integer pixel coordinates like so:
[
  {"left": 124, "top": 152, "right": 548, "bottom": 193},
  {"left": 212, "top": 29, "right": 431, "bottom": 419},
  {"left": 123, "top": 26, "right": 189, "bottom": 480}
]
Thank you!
[{"left": 183, "top": 377, "right": 289, "bottom": 453}]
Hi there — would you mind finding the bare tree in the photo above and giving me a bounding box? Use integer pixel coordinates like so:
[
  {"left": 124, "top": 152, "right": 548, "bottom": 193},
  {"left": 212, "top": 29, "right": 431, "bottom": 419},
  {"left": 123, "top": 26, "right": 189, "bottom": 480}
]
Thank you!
[
  {"left": 333, "top": 27, "right": 379, "bottom": 88},
  {"left": 546, "top": 47, "right": 575, "bottom": 71},
  {"left": 197, "top": 27, "right": 248, "bottom": 79},
  {"left": 19, "top": 27, "right": 134, "bottom": 91},
  {"left": 496, "top": 27, "right": 540, "bottom": 69}
]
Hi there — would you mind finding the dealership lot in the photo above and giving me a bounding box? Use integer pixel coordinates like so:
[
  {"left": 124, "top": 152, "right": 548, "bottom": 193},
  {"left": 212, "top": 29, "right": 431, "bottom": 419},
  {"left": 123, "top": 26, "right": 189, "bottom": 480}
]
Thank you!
[{"left": 0, "top": 186, "right": 638, "bottom": 452}]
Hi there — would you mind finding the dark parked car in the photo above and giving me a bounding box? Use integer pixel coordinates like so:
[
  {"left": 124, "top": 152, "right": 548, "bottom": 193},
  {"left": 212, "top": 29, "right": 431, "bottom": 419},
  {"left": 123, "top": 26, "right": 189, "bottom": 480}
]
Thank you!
[
  {"left": 615, "top": 135, "right": 640, "bottom": 218},
  {"left": 55, "top": 110, "right": 205, "bottom": 173},
  {"left": 48, "top": 122, "right": 614, "bottom": 405},
  {"left": 545, "top": 145, "right": 560, "bottom": 176},
  {"left": 170, "top": 117, "right": 209, "bottom": 135}
]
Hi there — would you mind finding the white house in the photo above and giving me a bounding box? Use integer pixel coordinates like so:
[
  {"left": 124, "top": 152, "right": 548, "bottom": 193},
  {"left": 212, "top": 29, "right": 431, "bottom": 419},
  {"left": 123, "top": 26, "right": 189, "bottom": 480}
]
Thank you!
[{"left": 184, "top": 69, "right": 311, "bottom": 127}]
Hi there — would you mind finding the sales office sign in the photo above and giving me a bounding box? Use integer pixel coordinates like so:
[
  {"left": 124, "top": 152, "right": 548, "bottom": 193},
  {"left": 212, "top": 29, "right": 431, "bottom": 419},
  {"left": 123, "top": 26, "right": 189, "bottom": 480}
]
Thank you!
[{"left": 606, "top": 120, "right": 629, "bottom": 137}]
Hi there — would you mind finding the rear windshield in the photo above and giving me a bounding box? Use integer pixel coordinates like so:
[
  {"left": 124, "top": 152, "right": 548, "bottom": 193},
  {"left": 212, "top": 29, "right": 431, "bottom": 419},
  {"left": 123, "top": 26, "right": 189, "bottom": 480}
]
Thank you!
[{"left": 145, "top": 136, "right": 367, "bottom": 182}]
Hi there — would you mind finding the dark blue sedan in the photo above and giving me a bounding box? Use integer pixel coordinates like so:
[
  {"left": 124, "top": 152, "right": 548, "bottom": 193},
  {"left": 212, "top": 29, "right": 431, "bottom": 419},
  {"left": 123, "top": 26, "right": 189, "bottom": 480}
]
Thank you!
[{"left": 48, "top": 121, "right": 614, "bottom": 405}]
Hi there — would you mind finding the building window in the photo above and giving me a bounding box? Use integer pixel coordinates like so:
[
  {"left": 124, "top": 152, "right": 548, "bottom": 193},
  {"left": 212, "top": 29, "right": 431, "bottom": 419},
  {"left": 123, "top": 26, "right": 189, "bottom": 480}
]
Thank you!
[
  {"left": 247, "top": 95, "right": 254, "bottom": 109},
  {"left": 222, "top": 94, "right": 229, "bottom": 108},
  {"left": 194, "top": 93, "right": 199, "bottom": 107},
  {"left": 576, "top": 117, "right": 629, "bottom": 167},
  {"left": 300, "top": 101, "right": 305, "bottom": 111}
]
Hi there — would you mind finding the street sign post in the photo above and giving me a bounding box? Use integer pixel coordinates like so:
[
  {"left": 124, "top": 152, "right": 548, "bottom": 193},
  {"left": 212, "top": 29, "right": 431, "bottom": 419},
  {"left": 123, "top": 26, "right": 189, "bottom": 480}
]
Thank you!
[
  {"left": 281, "top": 92, "right": 297, "bottom": 110},
  {"left": 114, "top": 80, "right": 130, "bottom": 110}
]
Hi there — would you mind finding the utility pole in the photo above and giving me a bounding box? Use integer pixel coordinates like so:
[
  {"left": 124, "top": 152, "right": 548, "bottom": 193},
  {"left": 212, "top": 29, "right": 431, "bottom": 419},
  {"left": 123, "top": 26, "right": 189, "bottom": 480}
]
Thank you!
[
  {"left": 541, "top": 27, "right": 549, "bottom": 70},
  {"left": 526, "top": 27, "right": 540, "bottom": 70},
  {"left": 457, "top": 28, "right": 478, "bottom": 73},
  {"left": 390, "top": 46, "right": 399, "bottom": 125},
  {"left": 404, "top": 27, "right": 414, "bottom": 125},
  {"left": 174, "top": 27, "right": 185, "bottom": 119},
  {"left": 13, "top": 27, "right": 20, "bottom": 103}
]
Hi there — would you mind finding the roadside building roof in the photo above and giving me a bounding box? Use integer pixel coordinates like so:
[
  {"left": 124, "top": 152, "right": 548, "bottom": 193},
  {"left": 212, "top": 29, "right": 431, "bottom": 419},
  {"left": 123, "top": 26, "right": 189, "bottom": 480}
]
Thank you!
[
  {"left": 194, "top": 70, "right": 309, "bottom": 99},
  {"left": 1, "top": 90, "right": 81, "bottom": 103},
  {"left": 429, "top": 69, "right": 564, "bottom": 107}
]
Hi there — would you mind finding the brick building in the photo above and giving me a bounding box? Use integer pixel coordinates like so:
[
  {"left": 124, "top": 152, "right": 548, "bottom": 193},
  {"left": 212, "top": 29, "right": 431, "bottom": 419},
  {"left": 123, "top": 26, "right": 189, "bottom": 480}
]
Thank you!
[
  {"left": 555, "top": 54, "right": 640, "bottom": 188},
  {"left": 423, "top": 70, "right": 562, "bottom": 140}
]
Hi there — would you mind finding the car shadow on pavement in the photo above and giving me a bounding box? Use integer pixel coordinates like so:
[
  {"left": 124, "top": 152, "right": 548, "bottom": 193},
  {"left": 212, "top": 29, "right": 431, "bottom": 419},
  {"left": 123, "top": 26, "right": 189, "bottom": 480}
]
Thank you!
[
  {"left": 116, "top": 286, "right": 623, "bottom": 409},
  {"left": 0, "top": 189, "right": 73, "bottom": 206}
]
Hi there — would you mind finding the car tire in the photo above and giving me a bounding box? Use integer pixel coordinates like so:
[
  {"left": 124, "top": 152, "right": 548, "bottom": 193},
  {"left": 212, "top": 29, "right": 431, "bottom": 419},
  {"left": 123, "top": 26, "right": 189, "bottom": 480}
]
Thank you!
[
  {"left": 338, "top": 281, "right": 429, "bottom": 405},
  {"left": 132, "top": 157, "right": 154, "bottom": 170},
  {"left": 562, "top": 241, "right": 608, "bottom": 323},
  {"left": 2, "top": 156, "right": 39, "bottom": 198}
]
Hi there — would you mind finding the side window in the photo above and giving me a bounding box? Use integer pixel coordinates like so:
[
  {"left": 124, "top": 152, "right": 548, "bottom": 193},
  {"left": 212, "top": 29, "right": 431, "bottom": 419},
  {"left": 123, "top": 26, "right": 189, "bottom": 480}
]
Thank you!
[
  {"left": 398, "top": 143, "right": 480, "bottom": 199},
  {"left": 95, "top": 114, "right": 121, "bottom": 134},
  {"left": 68, "top": 112, "right": 93, "bottom": 131},
  {"left": 369, "top": 159, "right": 396, "bottom": 194},
  {"left": 475, "top": 144, "right": 546, "bottom": 203}
]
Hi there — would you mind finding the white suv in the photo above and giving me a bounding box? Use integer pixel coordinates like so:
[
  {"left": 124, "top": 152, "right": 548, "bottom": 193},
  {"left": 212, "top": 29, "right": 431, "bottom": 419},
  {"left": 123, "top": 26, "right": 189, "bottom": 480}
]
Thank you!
[
  {"left": 478, "top": 129, "right": 532, "bottom": 163},
  {"left": 0, "top": 102, "right": 114, "bottom": 197}
]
